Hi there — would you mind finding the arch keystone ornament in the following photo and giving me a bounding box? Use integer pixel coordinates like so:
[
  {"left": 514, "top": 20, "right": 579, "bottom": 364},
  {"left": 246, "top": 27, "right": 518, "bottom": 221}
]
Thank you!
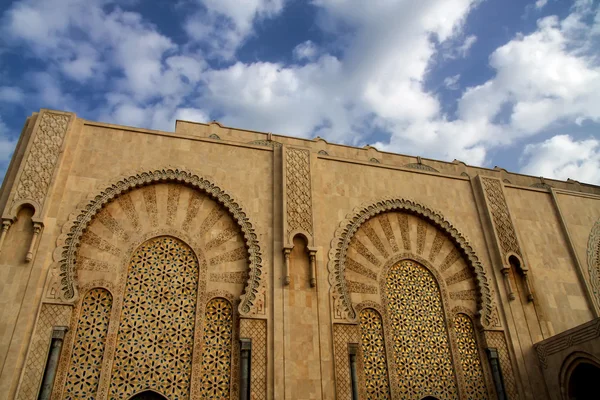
[
  {"left": 327, "top": 197, "right": 495, "bottom": 327},
  {"left": 54, "top": 168, "right": 263, "bottom": 315}
]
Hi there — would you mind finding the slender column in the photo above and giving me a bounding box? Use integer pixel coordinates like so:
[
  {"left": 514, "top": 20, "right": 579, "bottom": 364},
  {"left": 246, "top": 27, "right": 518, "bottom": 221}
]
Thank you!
[
  {"left": 240, "top": 338, "right": 252, "bottom": 400},
  {"left": 25, "top": 222, "right": 42, "bottom": 262},
  {"left": 38, "top": 326, "right": 68, "bottom": 400},
  {"left": 486, "top": 348, "right": 507, "bottom": 400},
  {"left": 283, "top": 247, "right": 292, "bottom": 286},
  {"left": 0, "top": 219, "right": 12, "bottom": 255},
  {"left": 308, "top": 250, "right": 317, "bottom": 288},
  {"left": 348, "top": 344, "right": 359, "bottom": 400},
  {"left": 522, "top": 271, "right": 534, "bottom": 302},
  {"left": 501, "top": 267, "right": 516, "bottom": 301}
]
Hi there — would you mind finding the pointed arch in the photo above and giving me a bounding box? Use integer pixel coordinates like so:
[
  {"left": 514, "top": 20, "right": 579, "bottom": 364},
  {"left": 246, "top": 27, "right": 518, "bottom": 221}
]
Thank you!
[
  {"left": 55, "top": 168, "right": 263, "bottom": 315},
  {"left": 327, "top": 197, "right": 494, "bottom": 327}
]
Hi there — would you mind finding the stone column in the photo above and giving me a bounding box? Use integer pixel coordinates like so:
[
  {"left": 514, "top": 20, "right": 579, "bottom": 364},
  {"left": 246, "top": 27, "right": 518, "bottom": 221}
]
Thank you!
[
  {"left": 240, "top": 338, "right": 252, "bottom": 400},
  {"left": 38, "top": 326, "right": 68, "bottom": 400}
]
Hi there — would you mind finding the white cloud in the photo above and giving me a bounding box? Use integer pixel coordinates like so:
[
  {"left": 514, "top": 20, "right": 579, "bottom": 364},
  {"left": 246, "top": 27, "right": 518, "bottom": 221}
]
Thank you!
[
  {"left": 0, "top": 87, "right": 25, "bottom": 103},
  {"left": 293, "top": 40, "right": 318, "bottom": 61},
  {"left": 184, "top": 0, "right": 286, "bottom": 58},
  {"left": 2, "top": 0, "right": 600, "bottom": 185},
  {"left": 458, "top": 34, "right": 477, "bottom": 57},
  {"left": 443, "top": 74, "right": 461, "bottom": 90},
  {"left": 521, "top": 135, "right": 600, "bottom": 184},
  {"left": 0, "top": 117, "right": 18, "bottom": 172},
  {"left": 535, "top": 0, "right": 548, "bottom": 10}
]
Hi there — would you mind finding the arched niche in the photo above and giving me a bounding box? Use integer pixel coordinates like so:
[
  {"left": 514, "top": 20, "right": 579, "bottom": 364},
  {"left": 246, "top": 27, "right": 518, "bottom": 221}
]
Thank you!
[
  {"left": 54, "top": 168, "right": 264, "bottom": 316},
  {"left": 128, "top": 390, "right": 168, "bottom": 400},
  {"left": 327, "top": 197, "right": 495, "bottom": 328},
  {"left": 559, "top": 351, "right": 600, "bottom": 400}
]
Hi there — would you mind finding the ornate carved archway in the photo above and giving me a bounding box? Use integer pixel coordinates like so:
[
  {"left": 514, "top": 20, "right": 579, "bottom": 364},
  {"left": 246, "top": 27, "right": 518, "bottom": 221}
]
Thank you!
[
  {"left": 327, "top": 197, "right": 495, "bottom": 327},
  {"left": 54, "top": 168, "right": 263, "bottom": 315}
]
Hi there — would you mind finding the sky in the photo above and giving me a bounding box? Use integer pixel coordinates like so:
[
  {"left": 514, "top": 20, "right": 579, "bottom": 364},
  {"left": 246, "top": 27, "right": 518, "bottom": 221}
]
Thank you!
[{"left": 0, "top": 0, "right": 599, "bottom": 184}]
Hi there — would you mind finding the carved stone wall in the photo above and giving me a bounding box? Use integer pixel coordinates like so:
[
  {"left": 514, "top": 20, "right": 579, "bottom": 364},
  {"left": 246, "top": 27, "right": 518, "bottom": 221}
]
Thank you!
[
  {"left": 384, "top": 260, "right": 458, "bottom": 399},
  {"left": 55, "top": 169, "right": 263, "bottom": 316},
  {"left": 11, "top": 111, "right": 71, "bottom": 210},
  {"left": 285, "top": 148, "right": 313, "bottom": 239},
  {"left": 358, "top": 308, "right": 390, "bottom": 399},
  {"left": 200, "top": 298, "right": 234, "bottom": 400},
  {"left": 108, "top": 236, "right": 199, "bottom": 400},
  {"left": 588, "top": 218, "right": 600, "bottom": 305},
  {"left": 327, "top": 197, "right": 495, "bottom": 328},
  {"left": 485, "top": 331, "right": 518, "bottom": 400},
  {"left": 239, "top": 318, "right": 267, "bottom": 400},
  {"left": 16, "top": 304, "right": 72, "bottom": 400},
  {"left": 63, "top": 288, "right": 112, "bottom": 399},
  {"left": 480, "top": 177, "right": 522, "bottom": 259},
  {"left": 454, "top": 313, "right": 488, "bottom": 399},
  {"left": 332, "top": 324, "right": 359, "bottom": 400}
]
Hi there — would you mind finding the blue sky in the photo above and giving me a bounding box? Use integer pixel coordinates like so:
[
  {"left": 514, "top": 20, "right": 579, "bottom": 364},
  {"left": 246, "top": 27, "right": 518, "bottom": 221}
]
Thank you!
[{"left": 0, "top": 0, "right": 599, "bottom": 184}]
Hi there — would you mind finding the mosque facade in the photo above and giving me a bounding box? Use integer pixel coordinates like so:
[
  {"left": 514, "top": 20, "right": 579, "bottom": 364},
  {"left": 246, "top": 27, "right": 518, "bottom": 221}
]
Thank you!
[{"left": 0, "top": 109, "right": 599, "bottom": 400}]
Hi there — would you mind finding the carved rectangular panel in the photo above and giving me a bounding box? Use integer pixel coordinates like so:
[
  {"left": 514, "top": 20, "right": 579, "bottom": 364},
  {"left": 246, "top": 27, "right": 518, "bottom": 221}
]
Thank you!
[
  {"left": 485, "top": 331, "right": 518, "bottom": 400},
  {"left": 17, "top": 304, "right": 71, "bottom": 400},
  {"left": 480, "top": 177, "right": 522, "bottom": 258},
  {"left": 11, "top": 111, "right": 72, "bottom": 210},
  {"left": 240, "top": 318, "right": 267, "bottom": 400},
  {"left": 285, "top": 148, "right": 313, "bottom": 238},
  {"left": 333, "top": 324, "right": 359, "bottom": 400}
]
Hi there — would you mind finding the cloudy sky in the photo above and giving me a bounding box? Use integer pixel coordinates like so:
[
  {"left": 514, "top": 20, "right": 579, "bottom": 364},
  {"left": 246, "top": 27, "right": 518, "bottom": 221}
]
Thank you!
[{"left": 0, "top": 0, "right": 599, "bottom": 184}]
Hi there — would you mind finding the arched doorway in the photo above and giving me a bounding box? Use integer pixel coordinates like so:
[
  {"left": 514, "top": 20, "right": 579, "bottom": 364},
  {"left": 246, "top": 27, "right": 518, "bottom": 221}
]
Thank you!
[
  {"left": 129, "top": 390, "right": 168, "bottom": 400},
  {"left": 567, "top": 362, "right": 600, "bottom": 400}
]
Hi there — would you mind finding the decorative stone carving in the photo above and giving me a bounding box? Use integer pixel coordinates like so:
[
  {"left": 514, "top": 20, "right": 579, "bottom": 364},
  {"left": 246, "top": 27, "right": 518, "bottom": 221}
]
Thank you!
[
  {"left": 403, "top": 162, "right": 439, "bottom": 172},
  {"left": 587, "top": 218, "right": 600, "bottom": 305},
  {"left": 109, "top": 237, "right": 199, "bottom": 400},
  {"left": 199, "top": 298, "right": 234, "bottom": 400},
  {"left": 333, "top": 324, "right": 359, "bottom": 400},
  {"left": 358, "top": 308, "right": 391, "bottom": 399},
  {"left": 17, "top": 304, "right": 72, "bottom": 400},
  {"left": 485, "top": 331, "right": 518, "bottom": 400},
  {"left": 54, "top": 168, "right": 263, "bottom": 316},
  {"left": 12, "top": 111, "right": 71, "bottom": 209},
  {"left": 327, "top": 197, "right": 494, "bottom": 327},
  {"left": 248, "top": 139, "right": 282, "bottom": 148},
  {"left": 454, "top": 314, "right": 488, "bottom": 399},
  {"left": 285, "top": 148, "right": 313, "bottom": 238},
  {"left": 480, "top": 177, "right": 522, "bottom": 258},
  {"left": 535, "top": 318, "right": 600, "bottom": 369},
  {"left": 63, "top": 289, "right": 112, "bottom": 399},
  {"left": 384, "top": 260, "right": 458, "bottom": 399},
  {"left": 239, "top": 318, "right": 267, "bottom": 400}
]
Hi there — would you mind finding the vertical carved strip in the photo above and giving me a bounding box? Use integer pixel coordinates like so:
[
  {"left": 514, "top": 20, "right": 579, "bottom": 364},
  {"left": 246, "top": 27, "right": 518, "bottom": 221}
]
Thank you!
[
  {"left": 587, "top": 218, "right": 600, "bottom": 305},
  {"left": 378, "top": 214, "right": 399, "bottom": 253},
  {"left": 11, "top": 112, "right": 71, "bottom": 209},
  {"left": 485, "top": 331, "right": 518, "bottom": 400},
  {"left": 16, "top": 305, "right": 72, "bottom": 400},
  {"left": 239, "top": 319, "right": 267, "bottom": 400},
  {"left": 63, "top": 289, "right": 112, "bottom": 399},
  {"left": 480, "top": 178, "right": 522, "bottom": 259},
  {"left": 200, "top": 299, "right": 233, "bottom": 399},
  {"left": 333, "top": 324, "right": 359, "bottom": 400},
  {"left": 416, "top": 219, "right": 427, "bottom": 255},
  {"left": 166, "top": 184, "right": 181, "bottom": 226},
  {"left": 182, "top": 193, "right": 204, "bottom": 232},
  {"left": 358, "top": 309, "right": 390, "bottom": 399},
  {"left": 397, "top": 214, "right": 410, "bottom": 251},
  {"left": 285, "top": 148, "right": 313, "bottom": 237},
  {"left": 142, "top": 186, "right": 158, "bottom": 228},
  {"left": 454, "top": 314, "right": 488, "bottom": 399}
]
